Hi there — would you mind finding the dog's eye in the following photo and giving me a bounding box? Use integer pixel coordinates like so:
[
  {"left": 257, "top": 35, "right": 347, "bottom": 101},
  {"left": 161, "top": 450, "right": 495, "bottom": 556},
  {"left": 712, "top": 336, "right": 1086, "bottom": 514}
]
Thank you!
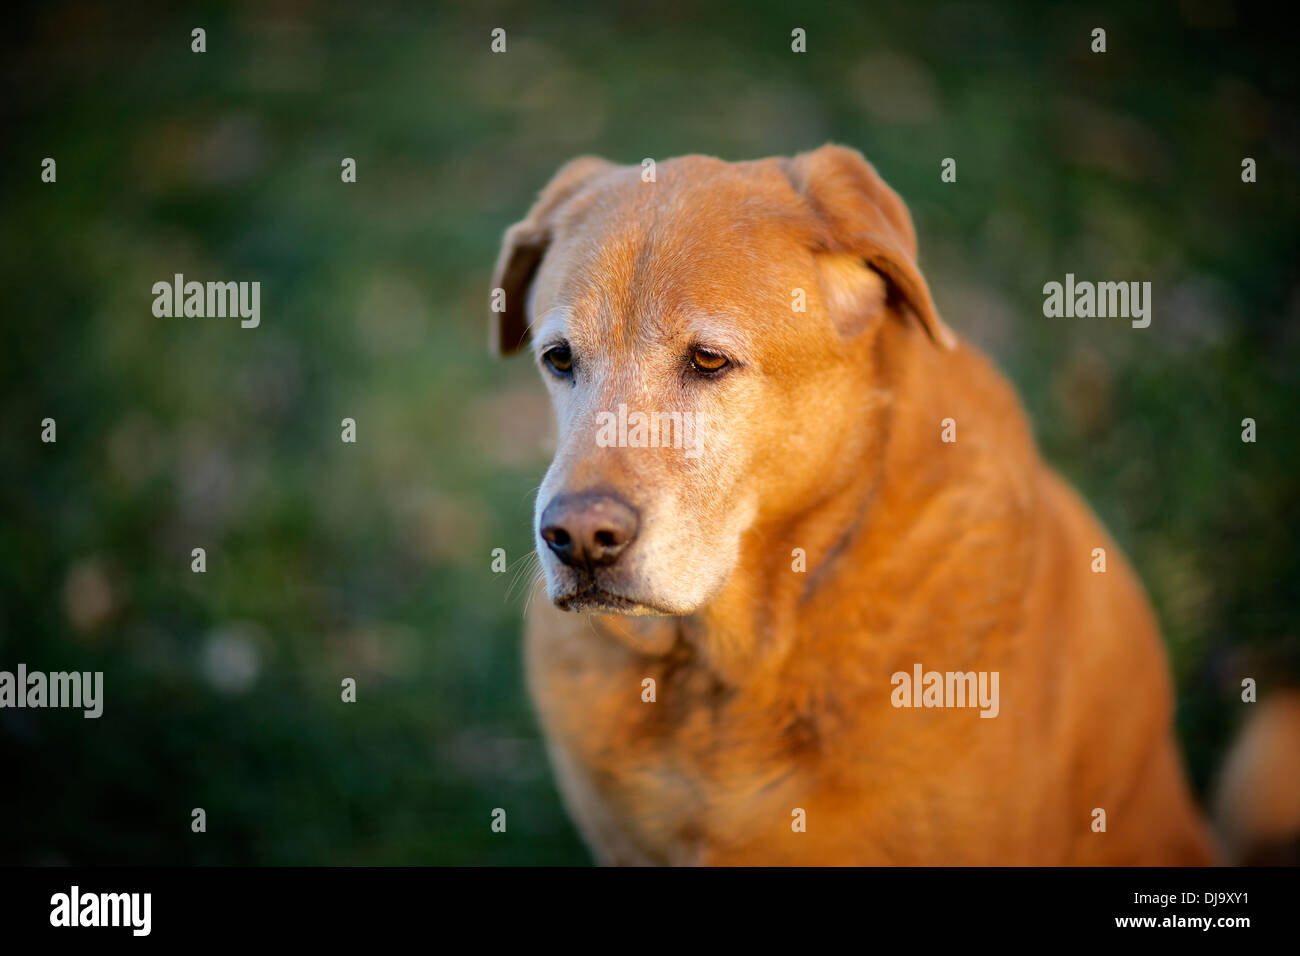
[
  {"left": 690, "top": 347, "right": 729, "bottom": 374},
  {"left": 542, "top": 344, "right": 573, "bottom": 376}
]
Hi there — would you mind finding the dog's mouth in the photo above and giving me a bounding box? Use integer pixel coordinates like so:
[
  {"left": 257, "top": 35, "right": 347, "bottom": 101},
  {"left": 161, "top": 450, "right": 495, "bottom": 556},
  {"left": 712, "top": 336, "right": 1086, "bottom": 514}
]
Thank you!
[{"left": 552, "top": 582, "right": 676, "bottom": 616}]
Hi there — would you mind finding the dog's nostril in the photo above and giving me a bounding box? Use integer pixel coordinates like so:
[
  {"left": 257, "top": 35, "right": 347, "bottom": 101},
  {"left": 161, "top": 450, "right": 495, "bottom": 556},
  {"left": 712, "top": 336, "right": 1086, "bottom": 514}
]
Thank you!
[{"left": 539, "top": 493, "right": 640, "bottom": 569}]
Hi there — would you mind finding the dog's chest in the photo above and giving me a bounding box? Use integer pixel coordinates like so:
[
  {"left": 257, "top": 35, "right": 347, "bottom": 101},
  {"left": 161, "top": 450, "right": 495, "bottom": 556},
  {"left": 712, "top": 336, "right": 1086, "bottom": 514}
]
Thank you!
[{"left": 527, "top": 624, "right": 825, "bottom": 863}]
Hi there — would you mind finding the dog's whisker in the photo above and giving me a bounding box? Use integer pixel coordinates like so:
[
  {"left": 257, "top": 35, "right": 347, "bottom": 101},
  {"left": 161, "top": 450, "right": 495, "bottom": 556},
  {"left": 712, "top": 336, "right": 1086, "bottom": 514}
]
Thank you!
[
  {"left": 505, "top": 549, "right": 542, "bottom": 602},
  {"left": 520, "top": 568, "right": 546, "bottom": 619}
]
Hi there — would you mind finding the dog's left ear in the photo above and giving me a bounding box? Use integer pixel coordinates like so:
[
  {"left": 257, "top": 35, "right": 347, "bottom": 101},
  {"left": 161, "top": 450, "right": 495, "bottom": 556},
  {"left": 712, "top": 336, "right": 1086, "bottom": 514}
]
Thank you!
[
  {"left": 783, "top": 144, "right": 957, "bottom": 350},
  {"left": 490, "top": 156, "right": 615, "bottom": 355}
]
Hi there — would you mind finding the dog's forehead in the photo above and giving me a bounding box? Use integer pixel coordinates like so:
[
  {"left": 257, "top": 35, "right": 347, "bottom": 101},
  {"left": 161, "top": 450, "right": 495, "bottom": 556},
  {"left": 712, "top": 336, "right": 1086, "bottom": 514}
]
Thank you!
[
  {"left": 534, "top": 158, "right": 815, "bottom": 345},
  {"left": 567, "top": 156, "right": 806, "bottom": 249}
]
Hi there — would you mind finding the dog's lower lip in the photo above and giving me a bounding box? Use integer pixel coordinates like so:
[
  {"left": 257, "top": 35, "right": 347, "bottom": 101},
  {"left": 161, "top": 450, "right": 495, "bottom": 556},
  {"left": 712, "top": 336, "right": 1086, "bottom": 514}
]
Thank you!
[{"left": 555, "top": 585, "right": 668, "bottom": 615}]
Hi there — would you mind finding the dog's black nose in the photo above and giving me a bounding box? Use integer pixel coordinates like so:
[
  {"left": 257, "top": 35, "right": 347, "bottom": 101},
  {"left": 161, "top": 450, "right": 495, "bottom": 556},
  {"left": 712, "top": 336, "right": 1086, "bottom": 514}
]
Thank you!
[{"left": 540, "top": 493, "right": 639, "bottom": 569}]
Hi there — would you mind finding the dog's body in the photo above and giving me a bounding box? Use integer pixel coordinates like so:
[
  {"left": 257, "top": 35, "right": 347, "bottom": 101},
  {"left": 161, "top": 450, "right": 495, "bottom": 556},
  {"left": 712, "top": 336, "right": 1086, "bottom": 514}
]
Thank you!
[{"left": 493, "top": 146, "right": 1217, "bottom": 865}]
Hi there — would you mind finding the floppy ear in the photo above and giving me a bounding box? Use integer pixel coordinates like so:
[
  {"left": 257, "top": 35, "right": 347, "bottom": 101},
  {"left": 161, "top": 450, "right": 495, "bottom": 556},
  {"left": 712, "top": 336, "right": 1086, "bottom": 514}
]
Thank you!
[
  {"left": 490, "top": 156, "right": 615, "bottom": 355},
  {"left": 782, "top": 144, "right": 956, "bottom": 349}
]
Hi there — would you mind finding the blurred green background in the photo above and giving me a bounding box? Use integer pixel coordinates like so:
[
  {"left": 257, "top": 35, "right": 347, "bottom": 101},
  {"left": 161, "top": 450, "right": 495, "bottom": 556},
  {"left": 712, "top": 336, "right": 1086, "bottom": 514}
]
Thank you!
[{"left": 1, "top": 0, "right": 1296, "bottom": 864}]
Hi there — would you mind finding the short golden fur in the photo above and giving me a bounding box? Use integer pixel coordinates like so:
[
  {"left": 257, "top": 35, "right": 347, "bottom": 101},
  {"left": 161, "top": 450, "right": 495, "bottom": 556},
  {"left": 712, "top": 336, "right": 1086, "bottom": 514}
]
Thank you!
[{"left": 492, "top": 145, "right": 1216, "bottom": 865}]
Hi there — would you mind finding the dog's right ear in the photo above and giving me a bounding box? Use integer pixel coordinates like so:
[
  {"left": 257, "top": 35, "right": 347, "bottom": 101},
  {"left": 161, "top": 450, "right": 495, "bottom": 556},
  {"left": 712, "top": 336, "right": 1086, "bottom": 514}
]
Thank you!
[{"left": 490, "top": 156, "right": 615, "bottom": 355}]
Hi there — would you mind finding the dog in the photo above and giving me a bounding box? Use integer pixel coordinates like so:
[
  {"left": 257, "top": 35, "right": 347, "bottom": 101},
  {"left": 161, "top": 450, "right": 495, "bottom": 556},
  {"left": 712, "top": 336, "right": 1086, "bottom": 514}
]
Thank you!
[{"left": 489, "top": 144, "right": 1221, "bottom": 865}]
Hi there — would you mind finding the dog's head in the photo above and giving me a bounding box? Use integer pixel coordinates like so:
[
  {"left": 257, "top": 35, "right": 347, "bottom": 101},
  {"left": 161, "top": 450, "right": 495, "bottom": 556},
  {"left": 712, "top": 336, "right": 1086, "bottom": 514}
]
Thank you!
[{"left": 491, "top": 145, "right": 955, "bottom": 616}]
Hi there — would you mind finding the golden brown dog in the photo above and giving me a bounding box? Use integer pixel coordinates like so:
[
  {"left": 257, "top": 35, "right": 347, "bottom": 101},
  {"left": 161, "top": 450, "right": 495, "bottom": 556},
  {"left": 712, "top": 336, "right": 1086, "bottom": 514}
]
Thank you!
[{"left": 490, "top": 144, "right": 1218, "bottom": 865}]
